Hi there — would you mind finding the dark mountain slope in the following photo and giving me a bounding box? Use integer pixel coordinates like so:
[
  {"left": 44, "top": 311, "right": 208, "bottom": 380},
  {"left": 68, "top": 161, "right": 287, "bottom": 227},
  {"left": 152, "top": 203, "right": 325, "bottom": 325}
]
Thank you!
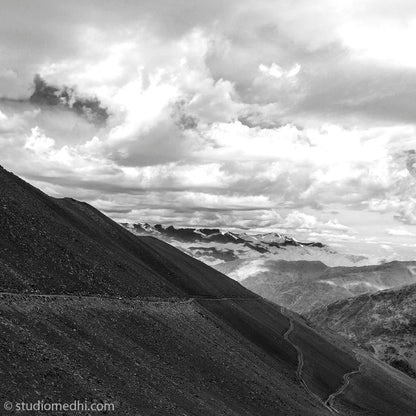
[
  {"left": 0, "top": 166, "right": 252, "bottom": 298},
  {"left": 198, "top": 299, "right": 357, "bottom": 401},
  {"left": 338, "top": 353, "right": 416, "bottom": 415},
  {"left": 0, "top": 295, "right": 325, "bottom": 416},
  {"left": 1, "top": 165, "right": 416, "bottom": 415}
]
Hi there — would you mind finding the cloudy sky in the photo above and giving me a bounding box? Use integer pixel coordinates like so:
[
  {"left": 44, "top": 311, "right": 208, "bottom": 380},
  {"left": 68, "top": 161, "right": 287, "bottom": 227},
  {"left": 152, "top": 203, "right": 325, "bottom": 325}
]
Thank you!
[{"left": 1, "top": 0, "right": 416, "bottom": 261}]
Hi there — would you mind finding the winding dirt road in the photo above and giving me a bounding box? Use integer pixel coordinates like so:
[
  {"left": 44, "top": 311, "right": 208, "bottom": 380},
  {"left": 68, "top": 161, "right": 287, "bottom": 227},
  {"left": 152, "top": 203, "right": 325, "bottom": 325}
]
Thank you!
[
  {"left": 281, "top": 306, "right": 362, "bottom": 415},
  {"left": 325, "top": 366, "right": 362, "bottom": 412}
]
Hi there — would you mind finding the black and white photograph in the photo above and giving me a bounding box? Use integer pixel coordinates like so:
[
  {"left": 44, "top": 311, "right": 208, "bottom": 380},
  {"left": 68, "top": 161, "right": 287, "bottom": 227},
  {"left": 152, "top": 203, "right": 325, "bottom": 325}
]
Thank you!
[{"left": 1, "top": 1, "right": 416, "bottom": 414}]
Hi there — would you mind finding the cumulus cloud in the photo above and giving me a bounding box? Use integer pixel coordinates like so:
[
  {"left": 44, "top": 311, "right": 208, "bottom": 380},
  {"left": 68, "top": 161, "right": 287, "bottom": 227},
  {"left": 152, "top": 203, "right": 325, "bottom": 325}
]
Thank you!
[
  {"left": 280, "top": 211, "right": 349, "bottom": 232},
  {"left": 394, "top": 199, "right": 416, "bottom": 225},
  {"left": 406, "top": 150, "right": 416, "bottom": 177},
  {"left": 258, "top": 63, "right": 301, "bottom": 80},
  {"left": 1, "top": 0, "right": 416, "bottom": 257},
  {"left": 386, "top": 228, "right": 416, "bottom": 236},
  {"left": 24, "top": 127, "right": 55, "bottom": 154}
]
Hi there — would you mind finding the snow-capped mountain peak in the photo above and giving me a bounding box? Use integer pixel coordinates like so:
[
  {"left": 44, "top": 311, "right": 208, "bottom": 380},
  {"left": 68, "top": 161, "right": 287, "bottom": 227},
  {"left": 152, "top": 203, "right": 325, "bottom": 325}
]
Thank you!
[
  {"left": 121, "top": 222, "right": 370, "bottom": 271},
  {"left": 121, "top": 222, "right": 319, "bottom": 248}
]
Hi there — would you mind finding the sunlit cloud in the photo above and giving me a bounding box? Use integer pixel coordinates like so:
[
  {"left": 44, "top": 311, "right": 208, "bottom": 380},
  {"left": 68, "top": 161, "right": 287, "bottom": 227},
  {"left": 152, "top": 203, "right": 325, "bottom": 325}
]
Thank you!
[{"left": 1, "top": 0, "right": 416, "bottom": 259}]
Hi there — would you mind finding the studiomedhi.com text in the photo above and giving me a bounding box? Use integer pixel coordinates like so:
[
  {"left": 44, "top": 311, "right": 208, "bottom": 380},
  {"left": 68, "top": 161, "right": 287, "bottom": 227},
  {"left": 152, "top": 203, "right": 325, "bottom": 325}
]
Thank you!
[{"left": 3, "top": 400, "right": 115, "bottom": 412}]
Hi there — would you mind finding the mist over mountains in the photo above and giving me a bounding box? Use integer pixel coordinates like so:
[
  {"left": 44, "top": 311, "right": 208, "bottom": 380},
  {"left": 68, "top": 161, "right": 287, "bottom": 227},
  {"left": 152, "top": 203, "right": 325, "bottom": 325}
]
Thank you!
[
  {"left": 122, "top": 222, "right": 369, "bottom": 268},
  {"left": 123, "top": 222, "right": 416, "bottom": 313}
]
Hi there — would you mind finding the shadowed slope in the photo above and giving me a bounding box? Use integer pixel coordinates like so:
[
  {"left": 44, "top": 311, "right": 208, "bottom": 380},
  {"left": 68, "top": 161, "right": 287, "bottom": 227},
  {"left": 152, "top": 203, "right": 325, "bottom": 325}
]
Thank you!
[
  {"left": 0, "top": 166, "right": 252, "bottom": 299},
  {"left": 0, "top": 295, "right": 328, "bottom": 416}
]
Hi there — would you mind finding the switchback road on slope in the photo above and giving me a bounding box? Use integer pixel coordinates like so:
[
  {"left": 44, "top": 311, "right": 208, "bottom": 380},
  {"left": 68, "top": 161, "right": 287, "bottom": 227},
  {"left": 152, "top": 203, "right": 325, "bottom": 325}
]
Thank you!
[
  {"left": 281, "top": 307, "right": 337, "bottom": 414},
  {"left": 280, "top": 306, "right": 363, "bottom": 415},
  {"left": 325, "top": 365, "right": 363, "bottom": 412}
]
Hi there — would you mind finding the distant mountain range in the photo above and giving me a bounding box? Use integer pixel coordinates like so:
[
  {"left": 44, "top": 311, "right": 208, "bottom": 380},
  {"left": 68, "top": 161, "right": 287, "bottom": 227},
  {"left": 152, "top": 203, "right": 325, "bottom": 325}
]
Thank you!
[
  {"left": 2, "top": 165, "right": 416, "bottom": 415},
  {"left": 122, "top": 222, "right": 370, "bottom": 268},
  {"left": 122, "top": 223, "right": 416, "bottom": 313},
  {"left": 307, "top": 283, "right": 416, "bottom": 380}
]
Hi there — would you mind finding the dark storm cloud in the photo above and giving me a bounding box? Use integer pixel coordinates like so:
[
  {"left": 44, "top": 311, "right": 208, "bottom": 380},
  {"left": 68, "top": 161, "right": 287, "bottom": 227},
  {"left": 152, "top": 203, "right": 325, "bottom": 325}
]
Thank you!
[{"left": 30, "top": 75, "right": 109, "bottom": 125}]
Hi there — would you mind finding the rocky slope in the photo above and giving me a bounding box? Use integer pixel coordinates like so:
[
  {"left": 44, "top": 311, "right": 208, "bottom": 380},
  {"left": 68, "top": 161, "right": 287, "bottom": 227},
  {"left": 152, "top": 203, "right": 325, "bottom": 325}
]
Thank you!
[
  {"left": 307, "top": 284, "right": 416, "bottom": 380},
  {"left": 1, "top": 165, "right": 416, "bottom": 415}
]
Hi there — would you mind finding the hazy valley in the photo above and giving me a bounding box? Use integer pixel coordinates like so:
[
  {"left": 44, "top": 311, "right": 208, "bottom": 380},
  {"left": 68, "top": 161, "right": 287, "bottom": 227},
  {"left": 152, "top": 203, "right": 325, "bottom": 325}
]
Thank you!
[
  {"left": 307, "top": 283, "right": 416, "bottom": 380},
  {"left": 124, "top": 223, "right": 416, "bottom": 313}
]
